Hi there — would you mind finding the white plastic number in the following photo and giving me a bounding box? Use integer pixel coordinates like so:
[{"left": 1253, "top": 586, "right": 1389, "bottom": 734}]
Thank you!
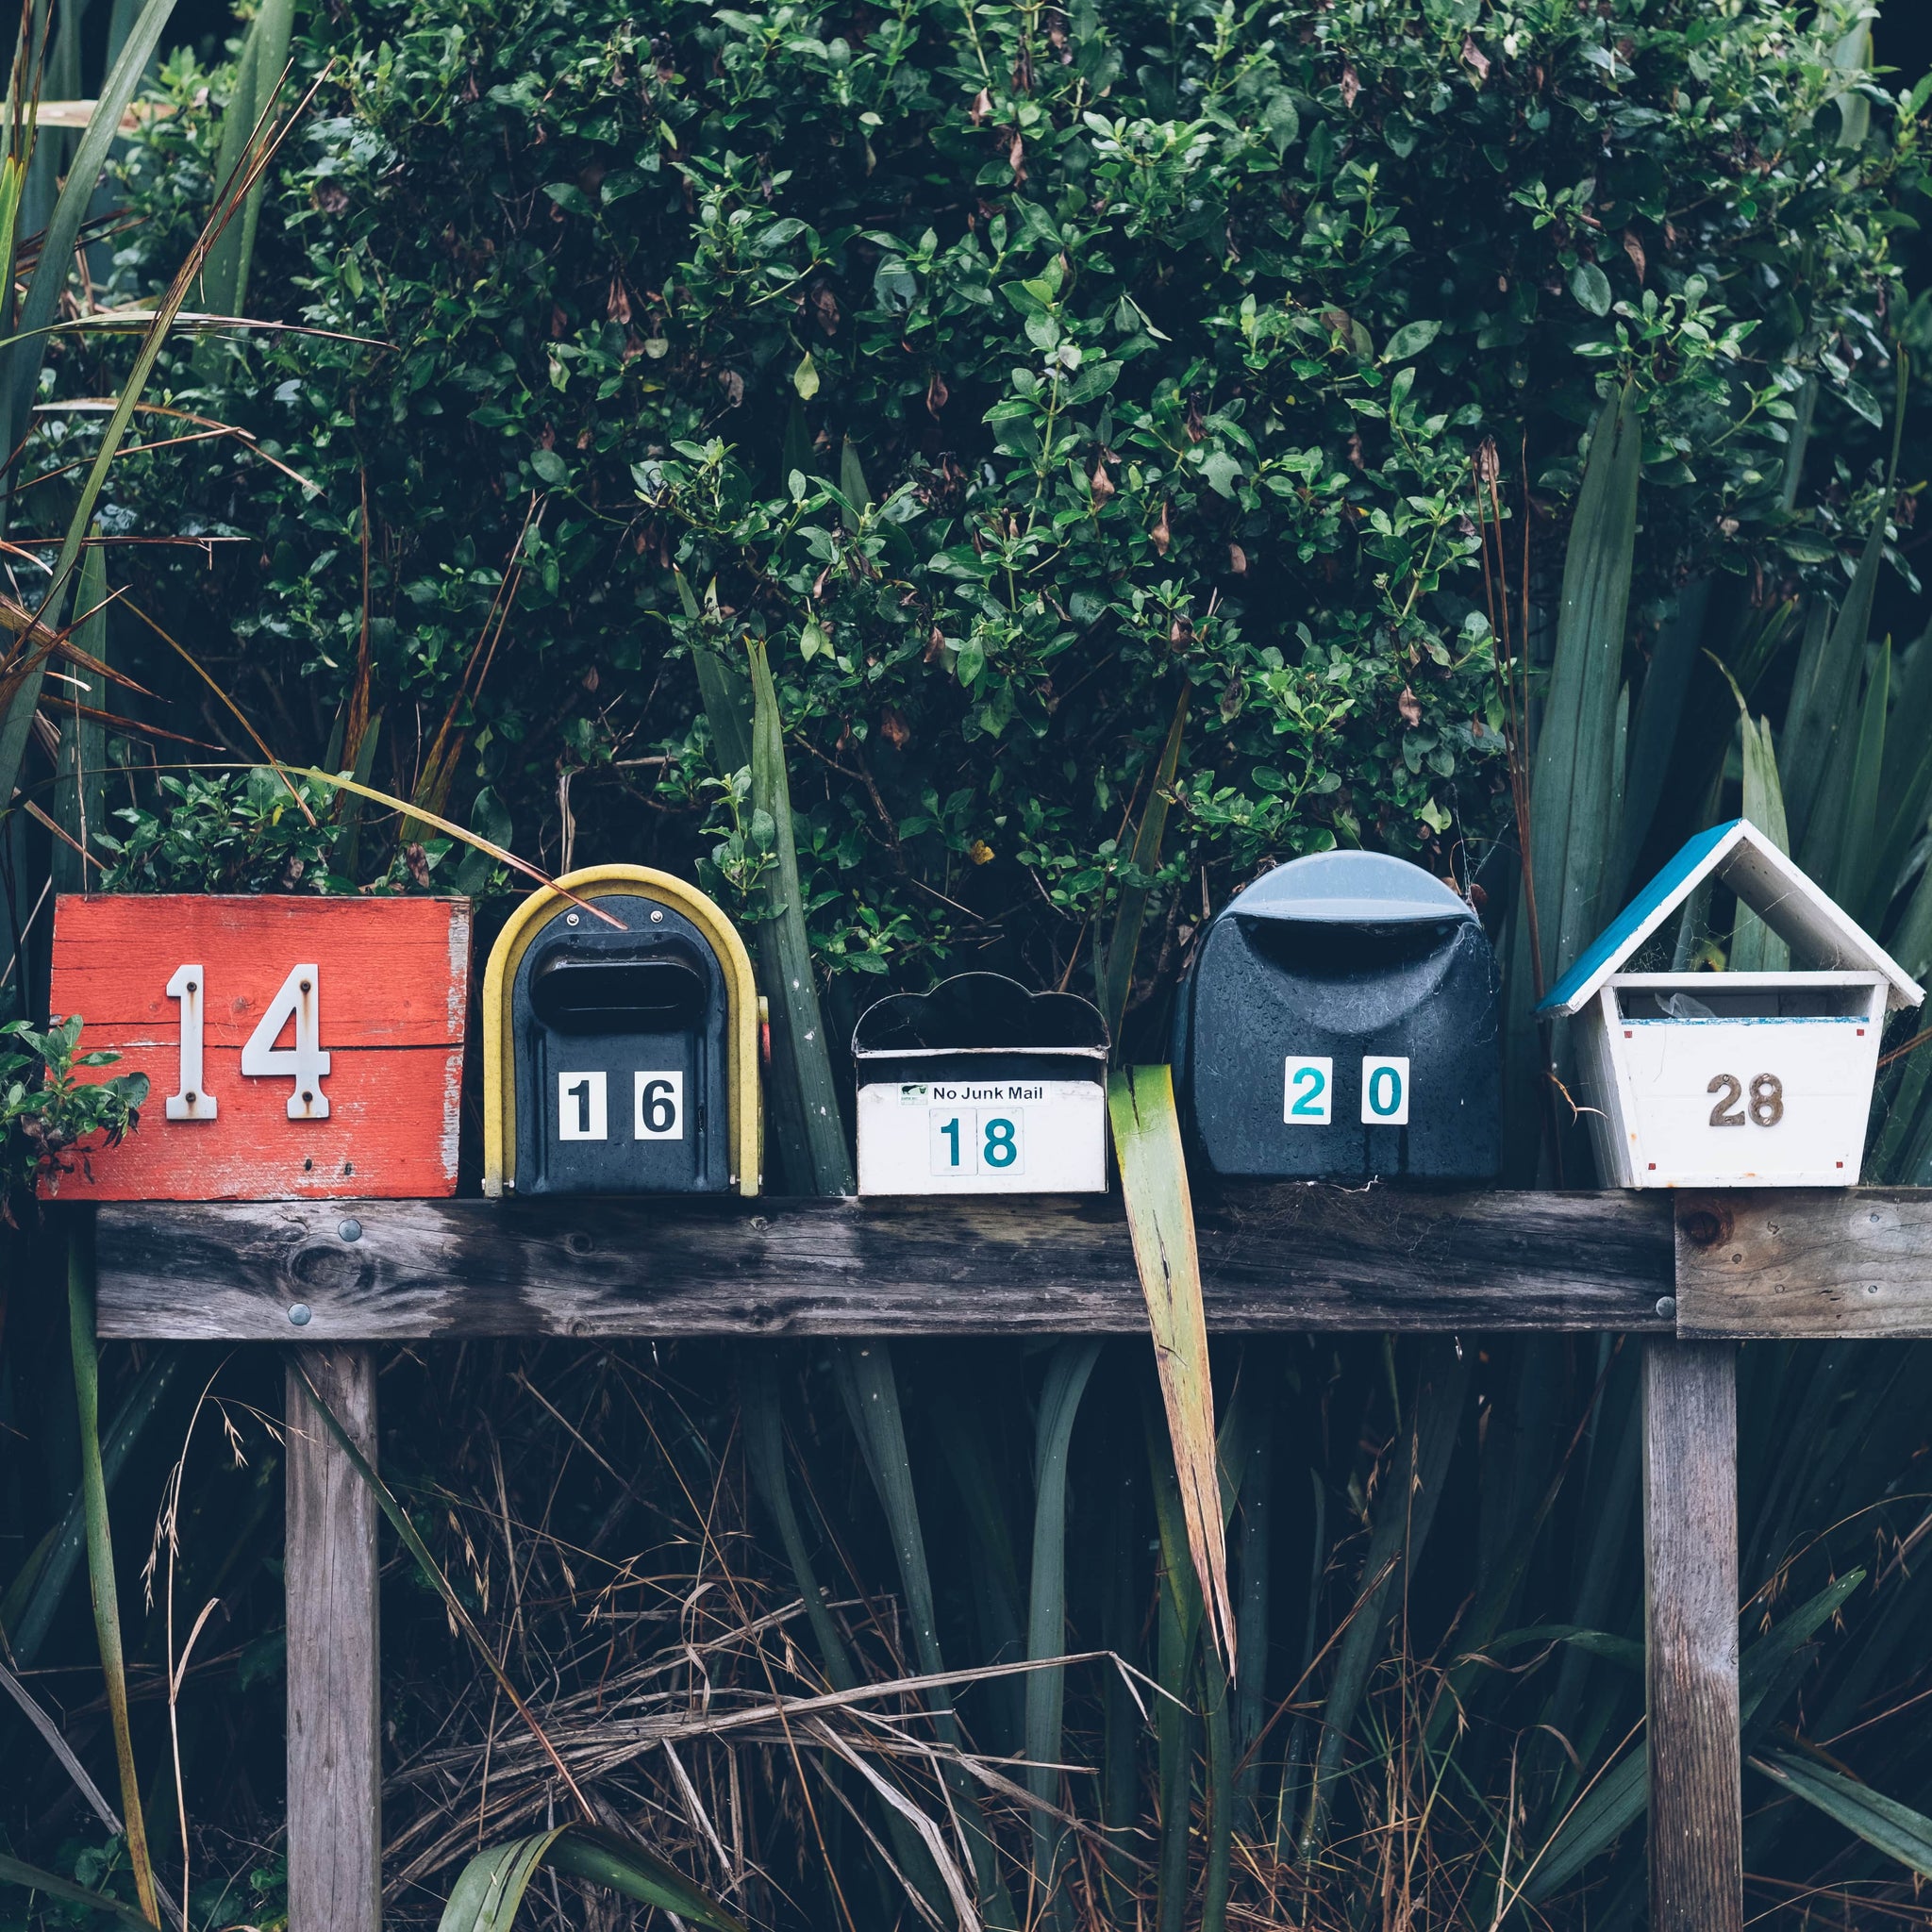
[
  {"left": 1284, "top": 1058, "right": 1333, "bottom": 1124},
  {"left": 241, "top": 964, "right": 331, "bottom": 1120},
  {"left": 634, "top": 1071, "right": 684, "bottom": 1141},
  {"left": 558, "top": 1072, "right": 608, "bottom": 1141},
  {"left": 1360, "top": 1057, "right": 1410, "bottom": 1126},
  {"left": 164, "top": 964, "right": 216, "bottom": 1121}
]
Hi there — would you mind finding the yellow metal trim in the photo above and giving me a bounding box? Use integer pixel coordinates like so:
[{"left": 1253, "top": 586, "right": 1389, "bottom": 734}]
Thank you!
[{"left": 481, "top": 866, "right": 761, "bottom": 1198}]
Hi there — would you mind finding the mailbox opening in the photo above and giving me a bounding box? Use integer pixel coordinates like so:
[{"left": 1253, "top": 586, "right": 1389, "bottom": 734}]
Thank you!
[{"left": 529, "top": 950, "right": 708, "bottom": 1033}]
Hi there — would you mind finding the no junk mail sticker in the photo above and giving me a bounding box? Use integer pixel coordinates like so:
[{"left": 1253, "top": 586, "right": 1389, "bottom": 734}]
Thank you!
[{"left": 48, "top": 893, "right": 472, "bottom": 1200}]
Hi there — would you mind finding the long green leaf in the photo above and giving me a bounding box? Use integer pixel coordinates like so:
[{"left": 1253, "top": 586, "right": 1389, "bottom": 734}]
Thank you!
[
  {"left": 741, "top": 1348, "right": 955, "bottom": 1924},
  {"left": 1801, "top": 635, "right": 1889, "bottom": 909},
  {"left": 1732, "top": 709, "right": 1791, "bottom": 974},
  {"left": 5, "top": 0, "right": 178, "bottom": 462},
  {"left": 1024, "top": 1338, "right": 1102, "bottom": 1913},
  {"left": 1527, "top": 380, "right": 1643, "bottom": 987},
  {"left": 1783, "top": 529, "right": 1885, "bottom": 857},
  {"left": 832, "top": 1340, "right": 1016, "bottom": 1929},
  {"left": 748, "top": 637, "right": 851, "bottom": 1195},
  {"left": 1616, "top": 577, "right": 1709, "bottom": 898},
  {"left": 2, "top": 1344, "right": 183, "bottom": 1663},
  {"left": 1299, "top": 1338, "right": 1467, "bottom": 1859},
  {"left": 1097, "top": 688, "right": 1188, "bottom": 1045},
  {"left": 0, "top": 35, "right": 287, "bottom": 818},
  {"left": 1867, "top": 618, "right": 1932, "bottom": 929},
  {"left": 1109, "top": 1065, "right": 1234, "bottom": 1673},
  {"left": 67, "top": 1214, "right": 159, "bottom": 1927},
  {"left": 1753, "top": 1752, "right": 1932, "bottom": 1879},
  {"left": 437, "top": 1825, "right": 747, "bottom": 1932},
  {"left": 198, "top": 0, "right": 293, "bottom": 319},
  {"left": 49, "top": 534, "right": 107, "bottom": 893},
  {"left": 0, "top": 1850, "right": 156, "bottom": 1928},
  {"left": 1523, "top": 1567, "right": 1865, "bottom": 1902}
]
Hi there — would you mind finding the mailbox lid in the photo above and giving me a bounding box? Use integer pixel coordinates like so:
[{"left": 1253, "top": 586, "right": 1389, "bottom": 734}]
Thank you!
[
  {"left": 853, "top": 974, "right": 1108, "bottom": 1195},
  {"left": 1224, "top": 849, "right": 1478, "bottom": 928},
  {"left": 510, "top": 894, "right": 731, "bottom": 1195}
]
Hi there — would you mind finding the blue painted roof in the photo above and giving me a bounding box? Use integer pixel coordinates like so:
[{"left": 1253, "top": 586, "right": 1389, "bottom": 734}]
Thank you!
[
  {"left": 1537, "top": 817, "right": 1925, "bottom": 1016},
  {"left": 1539, "top": 822, "right": 1740, "bottom": 1014}
]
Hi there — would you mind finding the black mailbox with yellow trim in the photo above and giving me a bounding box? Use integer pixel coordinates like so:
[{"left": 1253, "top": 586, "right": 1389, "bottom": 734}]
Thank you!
[{"left": 483, "top": 866, "right": 760, "bottom": 1197}]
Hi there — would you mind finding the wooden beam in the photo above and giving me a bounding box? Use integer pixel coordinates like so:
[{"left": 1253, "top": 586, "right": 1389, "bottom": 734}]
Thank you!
[
  {"left": 285, "top": 1344, "right": 381, "bottom": 1932},
  {"left": 1643, "top": 1339, "right": 1741, "bottom": 1932},
  {"left": 92, "top": 1188, "right": 1675, "bottom": 1339},
  {"left": 1675, "top": 1189, "right": 1932, "bottom": 1337}
]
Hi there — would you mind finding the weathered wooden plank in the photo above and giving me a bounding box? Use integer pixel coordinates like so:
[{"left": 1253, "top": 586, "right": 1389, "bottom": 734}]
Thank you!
[
  {"left": 285, "top": 1344, "right": 381, "bottom": 1932},
  {"left": 95, "top": 1188, "right": 1676, "bottom": 1339},
  {"left": 1675, "top": 1189, "right": 1932, "bottom": 1337},
  {"left": 48, "top": 893, "right": 470, "bottom": 1201},
  {"left": 1642, "top": 1340, "right": 1741, "bottom": 1932}
]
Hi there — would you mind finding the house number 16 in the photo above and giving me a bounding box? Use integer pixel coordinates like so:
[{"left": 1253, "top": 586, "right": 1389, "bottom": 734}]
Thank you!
[{"left": 165, "top": 963, "right": 331, "bottom": 1122}]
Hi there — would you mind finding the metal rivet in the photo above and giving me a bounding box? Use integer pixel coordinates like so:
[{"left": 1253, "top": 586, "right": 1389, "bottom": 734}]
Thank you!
[
  {"left": 1656, "top": 1295, "right": 1677, "bottom": 1319},
  {"left": 651, "top": 908, "right": 664, "bottom": 924},
  {"left": 300, "top": 979, "right": 311, "bottom": 993},
  {"left": 566, "top": 912, "right": 580, "bottom": 926},
  {"left": 185, "top": 980, "right": 196, "bottom": 993},
  {"left": 185, "top": 1091, "right": 197, "bottom": 1105},
  {"left": 339, "top": 1218, "right": 362, "bottom": 1242},
  {"left": 302, "top": 1091, "right": 314, "bottom": 1104},
  {"left": 288, "top": 1304, "right": 312, "bottom": 1326}
]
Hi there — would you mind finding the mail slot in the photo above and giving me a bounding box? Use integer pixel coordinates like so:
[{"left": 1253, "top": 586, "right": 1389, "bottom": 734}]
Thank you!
[
  {"left": 853, "top": 973, "right": 1108, "bottom": 1194},
  {"left": 1173, "top": 850, "right": 1500, "bottom": 1180},
  {"left": 482, "top": 866, "right": 761, "bottom": 1197}
]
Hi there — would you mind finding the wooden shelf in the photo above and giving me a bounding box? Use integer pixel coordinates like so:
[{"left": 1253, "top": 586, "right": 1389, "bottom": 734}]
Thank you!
[{"left": 94, "top": 1184, "right": 1677, "bottom": 1340}]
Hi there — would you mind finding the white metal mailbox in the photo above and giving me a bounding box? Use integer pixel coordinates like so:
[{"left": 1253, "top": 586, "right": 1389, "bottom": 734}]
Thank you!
[
  {"left": 1537, "top": 820, "right": 1924, "bottom": 1189},
  {"left": 852, "top": 974, "right": 1108, "bottom": 1196}
]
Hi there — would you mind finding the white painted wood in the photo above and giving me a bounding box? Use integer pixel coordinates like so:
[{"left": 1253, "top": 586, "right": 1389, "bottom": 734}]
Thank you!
[{"left": 1584, "top": 975, "right": 1886, "bottom": 1188}]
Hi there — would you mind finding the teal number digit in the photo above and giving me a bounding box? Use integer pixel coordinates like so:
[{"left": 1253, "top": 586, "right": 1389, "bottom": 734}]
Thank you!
[
  {"left": 941, "top": 1117, "right": 961, "bottom": 1166},
  {"left": 1368, "top": 1064, "right": 1402, "bottom": 1118},
  {"left": 984, "top": 1117, "right": 1018, "bottom": 1168},
  {"left": 1290, "top": 1066, "right": 1326, "bottom": 1117}
]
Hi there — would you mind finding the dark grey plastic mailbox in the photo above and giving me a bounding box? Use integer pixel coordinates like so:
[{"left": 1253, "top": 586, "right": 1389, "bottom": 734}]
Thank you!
[{"left": 1172, "top": 850, "right": 1500, "bottom": 1180}]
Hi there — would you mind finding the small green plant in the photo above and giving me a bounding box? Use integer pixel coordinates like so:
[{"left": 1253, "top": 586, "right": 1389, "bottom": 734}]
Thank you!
[
  {"left": 94, "top": 767, "right": 343, "bottom": 894},
  {"left": 0, "top": 1018, "right": 148, "bottom": 1224}
]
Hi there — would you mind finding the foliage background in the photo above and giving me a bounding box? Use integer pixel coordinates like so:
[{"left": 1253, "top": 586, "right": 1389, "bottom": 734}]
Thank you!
[{"left": 8, "top": 1, "right": 1932, "bottom": 1929}]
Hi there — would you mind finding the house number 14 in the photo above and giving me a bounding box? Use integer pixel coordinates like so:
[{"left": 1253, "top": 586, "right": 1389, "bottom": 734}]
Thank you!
[{"left": 164, "top": 963, "right": 331, "bottom": 1122}]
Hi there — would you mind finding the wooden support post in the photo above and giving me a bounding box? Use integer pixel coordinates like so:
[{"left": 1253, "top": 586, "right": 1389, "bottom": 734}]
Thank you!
[
  {"left": 285, "top": 1344, "right": 381, "bottom": 1932},
  {"left": 1642, "top": 1338, "right": 1740, "bottom": 1932}
]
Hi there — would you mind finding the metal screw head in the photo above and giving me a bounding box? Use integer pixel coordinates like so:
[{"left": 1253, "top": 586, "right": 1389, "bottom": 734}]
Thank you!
[
  {"left": 338, "top": 1218, "right": 362, "bottom": 1243},
  {"left": 288, "top": 1304, "right": 312, "bottom": 1327},
  {"left": 566, "top": 911, "right": 581, "bottom": 926},
  {"left": 1656, "top": 1294, "right": 1677, "bottom": 1320},
  {"left": 650, "top": 908, "right": 664, "bottom": 924}
]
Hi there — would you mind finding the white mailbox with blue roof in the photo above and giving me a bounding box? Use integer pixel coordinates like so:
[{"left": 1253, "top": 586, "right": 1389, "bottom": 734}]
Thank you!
[{"left": 1538, "top": 820, "right": 1924, "bottom": 1188}]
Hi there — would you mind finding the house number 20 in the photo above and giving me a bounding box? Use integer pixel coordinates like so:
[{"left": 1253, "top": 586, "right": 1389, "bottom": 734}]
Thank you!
[
  {"left": 164, "top": 963, "right": 331, "bottom": 1122},
  {"left": 1707, "top": 1072, "right": 1784, "bottom": 1129}
]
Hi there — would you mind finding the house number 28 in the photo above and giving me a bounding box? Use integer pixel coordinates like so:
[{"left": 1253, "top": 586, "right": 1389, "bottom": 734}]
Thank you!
[
  {"left": 164, "top": 963, "right": 331, "bottom": 1122},
  {"left": 1707, "top": 1072, "right": 1784, "bottom": 1129}
]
